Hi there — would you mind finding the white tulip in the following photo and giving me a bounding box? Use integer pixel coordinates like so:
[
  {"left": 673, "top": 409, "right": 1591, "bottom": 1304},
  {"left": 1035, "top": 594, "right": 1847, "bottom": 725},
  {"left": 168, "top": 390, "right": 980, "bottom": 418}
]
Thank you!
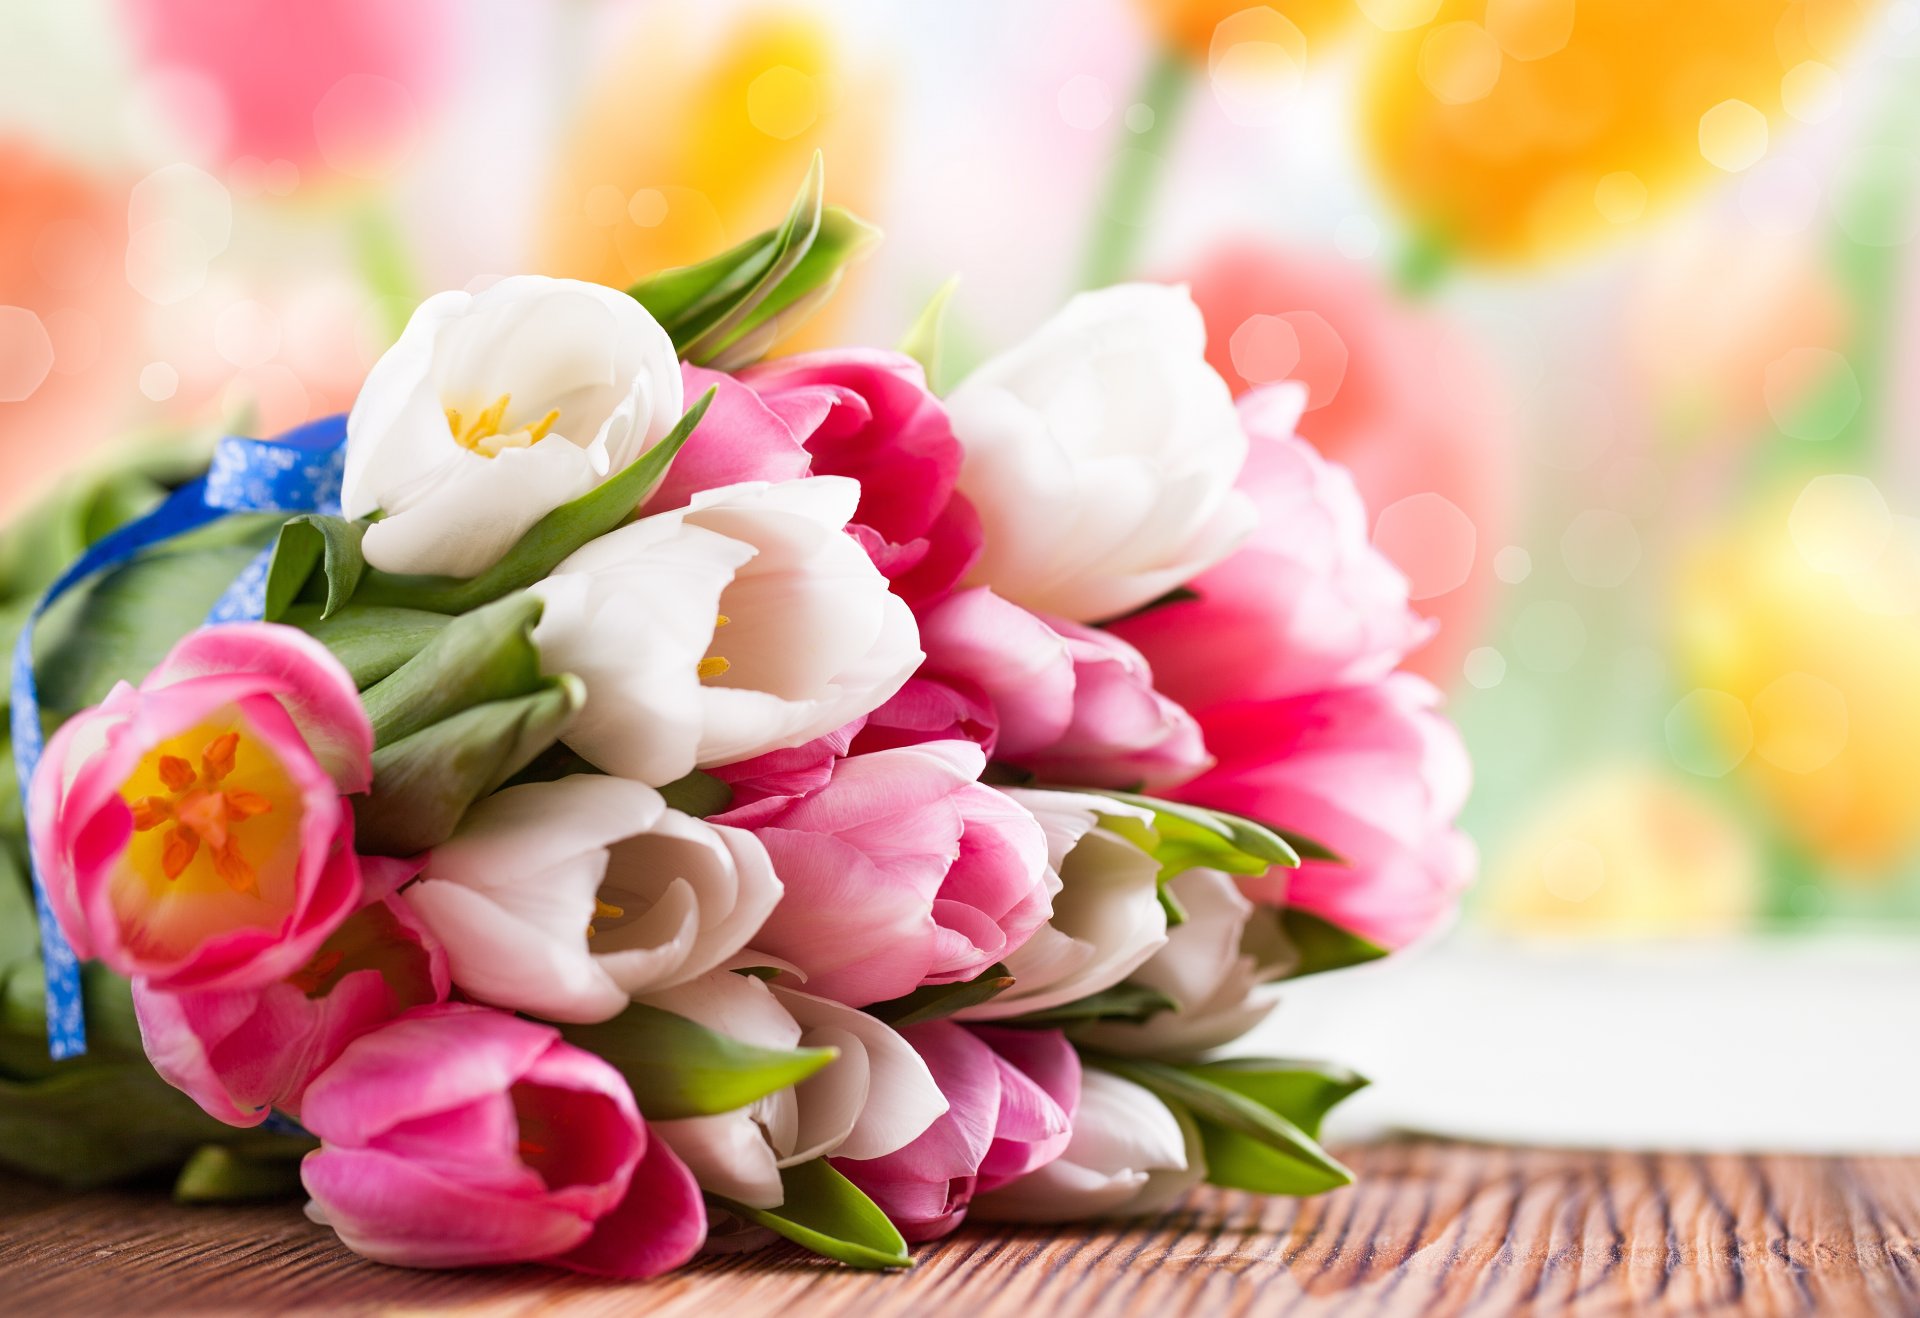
[
  {"left": 947, "top": 283, "right": 1254, "bottom": 622},
  {"left": 528, "top": 477, "right": 922, "bottom": 785},
  {"left": 403, "top": 775, "right": 781, "bottom": 1023},
  {"left": 956, "top": 789, "right": 1166, "bottom": 1021},
  {"left": 1076, "top": 868, "right": 1293, "bottom": 1058},
  {"left": 343, "top": 275, "right": 683, "bottom": 577},
  {"left": 971, "top": 1070, "right": 1204, "bottom": 1222},
  {"left": 644, "top": 971, "right": 948, "bottom": 1209}
]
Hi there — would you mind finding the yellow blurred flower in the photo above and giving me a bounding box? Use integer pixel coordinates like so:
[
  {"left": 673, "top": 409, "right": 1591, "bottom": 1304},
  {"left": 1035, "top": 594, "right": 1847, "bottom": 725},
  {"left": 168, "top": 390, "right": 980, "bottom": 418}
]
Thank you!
[
  {"left": 1676, "top": 477, "right": 1920, "bottom": 873},
  {"left": 1360, "top": 0, "right": 1873, "bottom": 264},
  {"left": 537, "top": 7, "right": 889, "bottom": 349},
  {"left": 1135, "top": 0, "right": 1362, "bottom": 62},
  {"left": 1481, "top": 766, "right": 1760, "bottom": 935}
]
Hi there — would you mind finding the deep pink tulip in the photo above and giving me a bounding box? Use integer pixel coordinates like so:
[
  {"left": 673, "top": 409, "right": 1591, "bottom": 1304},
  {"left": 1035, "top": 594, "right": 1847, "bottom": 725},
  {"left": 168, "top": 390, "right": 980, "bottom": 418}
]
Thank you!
[
  {"left": 1171, "top": 675, "right": 1476, "bottom": 950},
  {"left": 133, "top": 886, "right": 443, "bottom": 1127},
  {"left": 30, "top": 624, "right": 372, "bottom": 991},
  {"left": 834, "top": 1022, "right": 1078, "bottom": 1242},
  {"left": 299, "top": 1003, "right": 705, "bottom": 1276}
]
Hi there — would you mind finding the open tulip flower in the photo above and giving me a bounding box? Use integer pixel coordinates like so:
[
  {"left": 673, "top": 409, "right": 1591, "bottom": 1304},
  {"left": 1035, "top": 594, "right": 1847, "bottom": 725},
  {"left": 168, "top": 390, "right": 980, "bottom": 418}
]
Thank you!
[{"left": 7, "top": 180, "right": 1471, "bottom": 1277}]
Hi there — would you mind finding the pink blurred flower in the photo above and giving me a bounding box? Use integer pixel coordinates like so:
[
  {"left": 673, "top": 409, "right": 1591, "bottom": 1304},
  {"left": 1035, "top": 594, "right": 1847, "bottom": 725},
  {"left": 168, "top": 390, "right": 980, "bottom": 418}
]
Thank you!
[
  {"left": 30, "top": 623, "right": 372, "bottom": 991},
  {"left": 299, "top": 1003, "right": 704, "bottom": 1276},
  {"left": 714, "top": 740, "right": 1052, "bottom": 1006},
  {"left": 1110, "top": 384, "right": 1431, "bottom": 709},
  {"left": 1171, "top": 675, "right": 1476, "bottom": 950},
  {"left": 916, "top": 587, "right": 1208, "bottom": 789},
  {"left": 121, "top": 0, "right": 453, "bottom": 174},
  {"left": 655, "top": 352, "right": 981, "bottom": 605},
  {"left": 834, "top": 1022, "right": 1078, "bottom": 1242},
  {"left": 1173, "top": 243, "right": 1513, "bottom": 685},
  {"left": 132, "top": 888, "right": 443, "bottom": 1127}
]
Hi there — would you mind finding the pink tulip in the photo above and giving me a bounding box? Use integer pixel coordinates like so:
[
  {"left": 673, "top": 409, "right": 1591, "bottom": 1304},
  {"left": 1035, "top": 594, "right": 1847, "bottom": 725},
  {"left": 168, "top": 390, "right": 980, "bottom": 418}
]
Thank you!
[
  {"left": 1171, "top": 675, "right": 1476, "bottom": 950},
  {"left": 642, "top": 364, "right": 813, "bottom": 514},
  {"left": 132, "top": 886, "right": 444, "bottom": 1127},
  {"left": 299, "top": 1003, "right": 705, "bottom": 1276},
  {"left": 1173, "top": 243, "right": 1514, "bottom": 686},
  {"left": 916, "top": 587, "right": 1208, "bottom": 789},
  {"left": 1109, "top": 385, "right": 1433, "bottom": 710},
  {"left": 30, "top": 623, "right": 373, "bottom": 991},
  {"left": 715, "top": 740, "right": 1051, "bottom": 1007},
  {"left": 834, "top": 1022, "right": 1078, "bottom": 1242},
  {"left": 851, "top": 676, "right": 998, "bottom": 757}
]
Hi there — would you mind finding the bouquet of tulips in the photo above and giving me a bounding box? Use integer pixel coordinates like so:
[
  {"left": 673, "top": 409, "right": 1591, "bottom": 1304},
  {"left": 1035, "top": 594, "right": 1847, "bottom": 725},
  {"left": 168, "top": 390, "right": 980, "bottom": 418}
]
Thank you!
[{"left": 0, "top": 166, "right": 1472, "bottom": 1276}]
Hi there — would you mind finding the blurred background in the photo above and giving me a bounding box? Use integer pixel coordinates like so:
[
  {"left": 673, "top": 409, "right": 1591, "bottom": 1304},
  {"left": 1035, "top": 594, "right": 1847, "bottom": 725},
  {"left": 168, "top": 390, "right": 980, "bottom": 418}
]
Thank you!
[{"left": 2, "top": 0, "right": 1915, "bottom": 1147}]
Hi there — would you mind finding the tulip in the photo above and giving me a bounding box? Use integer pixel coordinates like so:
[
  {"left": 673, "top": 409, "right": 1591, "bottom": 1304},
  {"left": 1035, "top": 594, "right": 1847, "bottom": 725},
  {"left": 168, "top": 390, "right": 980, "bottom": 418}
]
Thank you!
[
  {"left": 716, "top": 739, "right": 1052, "bottom": 1007},
  {"left": 972, "top": 1069, "right": 1201, "bottom": 1222},
  {"left": 851, "top": 676, "right": 998, "bottom": 758},
  {"left": 528, "top": 476, "right": 922, "bottom": 786},
  {"left": 342, "top": 275, "right": 684, "bottom": 577},
  {"left": 30, "top": 623, "right": 372, "bottom": 991},
  {"left": 299, "top": 1003, "right": 704, "bottom": 1276},
  {"left": 1171, "top": 243, "right": 1512, "bottom": 685},
  {"left": 918, "top": 588, "right": 1210, "bottom": 790},
  {"left": 956, "top": 789, "right": 1167, "bottom": 1022},
  {"left": 834, "top": 1022, "right": 1079, "bottom": 1242},
  {"left": 1360, "top": 0, "right": 1870, "bottom": 265},
  {"left": 1110, "top": 384, "right": 1432, "bottom": 708},
  {"left": 642, "top": 364, "right": 812, "bottom": 514},
  {"left": 132, "top": 890, "right": 445, "bottom": 1126},
  {"left": 642, "top": 970, "right": 947, "bottom": 1209},
  {"left": 1075, "top": 867, "right": 1291, "bottom": 1058},
  {"left": 948, "top": 283, "right": 1253, "bottom": 623},
  {"left": 403, "top": 775, "right": 782, "bottom": 1023},
  {"left": 1172, "top": 675, "right": 1476, "bottom": 951},
  {"left": 537, "top": 7, "right": 888, "bottom": 351}
]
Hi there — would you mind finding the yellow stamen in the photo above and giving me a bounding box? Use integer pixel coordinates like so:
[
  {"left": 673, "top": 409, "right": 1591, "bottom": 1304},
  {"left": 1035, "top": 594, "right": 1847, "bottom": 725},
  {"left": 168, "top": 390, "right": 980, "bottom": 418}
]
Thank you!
[
  {"left": 586, "top": 897, "right": 625, "bottom": 940},
  {"left": 696, "top": 656, "right": 731, "bottom": 680},
  {"left": 714, "top": 614, "right": 731, "bottom": 628},
  {"left": 445, "top": 393, "right": 562, "bottom": 458}
]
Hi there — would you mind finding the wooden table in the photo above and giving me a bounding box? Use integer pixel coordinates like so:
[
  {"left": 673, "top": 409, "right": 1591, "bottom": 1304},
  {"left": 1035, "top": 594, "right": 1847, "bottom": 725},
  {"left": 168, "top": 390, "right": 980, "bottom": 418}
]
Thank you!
[{"left": 6, "top": 1140, "right": 1918, "bottom": 1315}]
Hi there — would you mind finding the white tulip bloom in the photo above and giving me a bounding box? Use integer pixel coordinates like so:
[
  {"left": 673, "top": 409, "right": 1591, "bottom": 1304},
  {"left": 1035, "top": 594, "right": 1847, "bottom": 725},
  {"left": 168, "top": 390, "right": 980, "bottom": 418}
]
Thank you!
[
  {"left": 956, "top": 789, "right": 1166, "bottom": 1021},
  {"left": 403, "top": 775, "right": 781, "bottom": 1023},
  {"left": 1076, "top": 867, "right": 1292, "bottom": 1058},
  {"left": 971, "top": 1070, "right": 1204, "bottom": 1222},
  {"left": 528, "top": 477, "right": 922, "bottom": 785},
  {"left": 343, "top": 275, "right": 683, "bottom": 577},
  {"left": 947, "top": 283, "right": 1254, "bottom": 623},
  {"left": 645, "top": 971, "right": 948, "bottom": 1209}
]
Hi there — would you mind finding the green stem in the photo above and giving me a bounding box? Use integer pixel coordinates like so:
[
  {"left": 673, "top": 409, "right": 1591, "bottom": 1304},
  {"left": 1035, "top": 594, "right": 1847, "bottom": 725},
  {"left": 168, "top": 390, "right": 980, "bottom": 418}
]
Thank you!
[{"left": 1078, "top": 50, "right": 1191, "bottom": 291}]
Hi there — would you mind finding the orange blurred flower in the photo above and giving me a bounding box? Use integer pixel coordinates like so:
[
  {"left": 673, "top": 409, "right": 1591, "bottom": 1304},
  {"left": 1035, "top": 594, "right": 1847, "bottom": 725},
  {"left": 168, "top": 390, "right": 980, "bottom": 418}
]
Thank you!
[
  {"left": 1173, "top": 239, "right": 1514, "bottom": 686},
  {"left": 538, "top": 8, "right": 889, "bottom": 351},
  {"left": 1361, "top": 0, "right": 1873, "bottom": 264},
  {"left": 1135, "top": 0, "right": 1361, "bottom": 61}
]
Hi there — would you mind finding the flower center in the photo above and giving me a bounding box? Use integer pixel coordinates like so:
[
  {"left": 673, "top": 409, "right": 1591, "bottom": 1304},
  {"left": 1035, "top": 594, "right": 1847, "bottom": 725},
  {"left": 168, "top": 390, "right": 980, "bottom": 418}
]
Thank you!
[
  {"left": 128, "top": 731, "right": 274, "bottom": 896},
  {"left": 698, "top": 613, "right": 732, "bottom": 683},
  {"left": 585, "top": 897, "right": 625, "bottom": 940},
  {"left": 445, "top": 392, "right": 561, "bottom": 458}
]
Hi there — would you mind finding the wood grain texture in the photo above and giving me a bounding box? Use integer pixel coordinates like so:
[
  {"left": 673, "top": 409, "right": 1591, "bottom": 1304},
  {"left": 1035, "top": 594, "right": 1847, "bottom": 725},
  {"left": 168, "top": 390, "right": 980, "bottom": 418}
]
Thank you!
[{"left": 6, "top": 1140, "right": 1919, "bottom": 1316}]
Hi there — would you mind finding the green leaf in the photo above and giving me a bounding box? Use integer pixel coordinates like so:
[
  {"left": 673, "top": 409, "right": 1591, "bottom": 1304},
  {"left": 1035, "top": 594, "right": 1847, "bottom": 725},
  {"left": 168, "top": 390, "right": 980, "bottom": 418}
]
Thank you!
[
  {"left": 354, "top": 676, "right": 584, "bottom": 856},
  {"left": 715, "top": 1159, "right": 911, "bottom": 1271},
  {"left": 1004, "top": 981, "right": 1178, "bottom": 1027},
  {"left": 1274, "top": 829, "right": 1343, "bottom": 864},
  {"left": 1277, "top": 909, "right": 1388, "bottom": 980},
  {"left": 1102, "top": 584, "right": 1201, "bottom": 626},
  {"left": 868, "top": 964, "right": 1014, "bottom": 1027},
  {"left": 359, "top": 592, "right": 546, "bottom": 747},
  {"left": 262, "top": 515, "right": 366, "bottom": 621},
  {"left": 1089, "top": 1055, "right": 1352, "bottom": 1197},
  {"left": 658, "top": 769, "right": 734, "bottom": 818},
  {"left": 1090, "top": 790, "right": 1300, "bottom": 880},
  {"left": 350, "top": 390, "right": 713, "bottom": 615},
  {"left": 703, "top": 206, "right": 881, "bottom": 371},
  {"left": 172, "top": 1141, "right": 313, "bottom": 1203},
  {"left": 0, "top": 1063, "right": 256, "bottom": 1188},
  {"left": 1180, "top": 1059, "right": 1368, "bottom": 1140},
  {"left": 898, "top": 277, "right": 960, "bottom": 396},
  {"left": 283, "top": 603, "right": 452, "bottom": 688},
  {"left": 560, "top": 1001, "right": 837, "bottom": 1121}
]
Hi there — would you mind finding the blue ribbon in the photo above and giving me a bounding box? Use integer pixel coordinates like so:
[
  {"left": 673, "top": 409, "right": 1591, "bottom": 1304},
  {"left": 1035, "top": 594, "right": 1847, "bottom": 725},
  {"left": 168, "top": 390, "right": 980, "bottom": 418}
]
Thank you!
[{"left": 11, "top": 415, "right": 348, "bottom": 1058}]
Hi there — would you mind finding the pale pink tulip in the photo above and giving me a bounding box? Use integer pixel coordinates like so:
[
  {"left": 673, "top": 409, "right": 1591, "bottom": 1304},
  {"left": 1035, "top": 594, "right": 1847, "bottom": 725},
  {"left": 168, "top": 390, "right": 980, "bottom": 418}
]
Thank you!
[
  {"left": 834, "top": 1022, "right": 1078, "bottom": 1242},
  {"left": 30, "top": 623, "right": 372, "bottom": 991},
  {"left": 1171, "top": 675, "right": 1476, "bottom": 950},
  {"left": 132, "top": 887, "right": 443, "bottom": 1126},
  {"left": 299, "top": 1003, "right": 704, "bottom": 1276}
]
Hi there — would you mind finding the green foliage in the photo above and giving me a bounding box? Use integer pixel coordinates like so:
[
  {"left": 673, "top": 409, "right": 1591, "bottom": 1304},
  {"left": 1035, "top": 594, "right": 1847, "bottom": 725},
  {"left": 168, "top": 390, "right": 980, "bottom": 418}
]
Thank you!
[
  {"left": 1002, "top": 982, "right": 1178, "bottom": 1028},
  {"left": 561, "top": 1001, "right": 837, "bottom": 1122},
  {"left": 1276, "top": 909, "right": 1389, "bottom": 980},
  {"left": 869, "top": 964, "right": 1014, "bottom": 1027},
  {"left": 358, "top": 592, "right": 546, "bottom": 747},
  {"left": 714, "top": 1159, "right": 912, "bottom": 1270}
]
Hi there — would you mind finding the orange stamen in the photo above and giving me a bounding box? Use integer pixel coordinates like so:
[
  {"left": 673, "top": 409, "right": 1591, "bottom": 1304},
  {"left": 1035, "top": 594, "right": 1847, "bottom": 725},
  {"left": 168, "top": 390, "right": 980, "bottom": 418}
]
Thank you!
[
  {"left": 211, "top": 841, "right": 258, "bottom": 896},
  {"left": 161, "top": 828, "right": 200, "bottom": 880},
  {"left": 200, "top": 731, "right": 239, "bottom": 783},
  {"left": 157, "top": 755, "right": 196, "bottom": 793},
  {"left": 131, "top": 732, "right": 275, "bottom": 891},
  {"left": 130, "top": 796, "right": 173, "bottom": 831}
]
